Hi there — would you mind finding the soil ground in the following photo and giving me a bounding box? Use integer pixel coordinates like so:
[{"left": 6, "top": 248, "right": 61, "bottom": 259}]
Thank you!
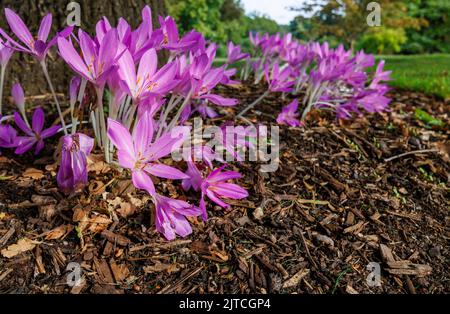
[{"left": 0, "top": 83, "right": 448, "bottom": 294}]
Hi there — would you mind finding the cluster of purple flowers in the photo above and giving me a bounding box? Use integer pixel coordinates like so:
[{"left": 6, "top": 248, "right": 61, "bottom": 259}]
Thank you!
[
  {"left": 0, "top": 7, "right": 394, "bottom": 240},
  {"left": 0, "top": 6, "right": 249, "bottom": 240},
  {"left": 240, "top": 32, "right": 392, "bottom": 126}
]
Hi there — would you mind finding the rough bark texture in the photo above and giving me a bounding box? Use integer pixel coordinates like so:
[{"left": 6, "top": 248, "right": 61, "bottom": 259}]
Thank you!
[{"left": 0, "top": 0, "right": 166, "bottom": 100}]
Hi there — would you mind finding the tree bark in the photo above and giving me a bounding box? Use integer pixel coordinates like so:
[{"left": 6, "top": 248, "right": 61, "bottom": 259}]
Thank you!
[{"left": 0, "top": 0, "right": 166, "bottom": 102}]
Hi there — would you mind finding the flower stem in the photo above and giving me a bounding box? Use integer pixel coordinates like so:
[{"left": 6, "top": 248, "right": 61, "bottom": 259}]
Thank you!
[
  {"left": 156, "top": 94, "right": 181, "bottom": 140},
  {"left": 40, "top": 61, "right": 68, "bottom": 135},
  {"left": 71, "top": 79, "right": 87, "bottom": 135},
  {"left": 95, "top": 87, "right": 110, "bottom": 163},
  {"left": 166, "top": 91, "right": 192, "bottom": 132},
  {"left": 236, "top": 90, "right": 269, "bottom": 118},
  {"left": 0, "top": 65, "right": 6, "bottom": 116}
]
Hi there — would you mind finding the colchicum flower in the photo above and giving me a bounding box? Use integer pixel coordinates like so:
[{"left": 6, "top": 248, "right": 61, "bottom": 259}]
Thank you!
[
  {"left": 107, "top": 111, "right": 187, "bottom": 196},
  {"left": 0, "top": 9, "right": 72, "bottom": 61},
  {"left": 0, "top": 119, "right": 18, "bottom": 153},
  {"left": 57, "top": 133, "right": 94, "bottom": 194},
  {"left": 199, "top": 165, "right": 248, "bottom": 220},
  {"left": 276, "top": 99, "right": 301, "bottom": 127},
  {"left": 14, "top": 107, "right": 60, "bottom": 155},
  {"left": 153, "top": 194, "right": 202, "bottom": 240},
  {"left": 57, "top": 29, "right": 120, "bottom": 87},
  {"left": 227, "top": 42, "right": 249, "bottom": 64}
]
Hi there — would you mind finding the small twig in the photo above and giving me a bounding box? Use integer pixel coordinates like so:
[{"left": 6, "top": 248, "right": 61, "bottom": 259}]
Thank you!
[
  {"left": 384, "top": 149, "right": 439, "bottom": 162},
  {"left": 236, "top": 90, "right": 269, "bottom": 118},
  {"left": 157, "top": 266, "right": 203, "bottom": 294},
  {"left": 298, "top": 228, "right": 318, "bottom": 270}
]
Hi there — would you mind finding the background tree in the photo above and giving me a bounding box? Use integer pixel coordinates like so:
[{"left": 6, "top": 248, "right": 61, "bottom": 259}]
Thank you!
[
  {"left": 289, "top": 0, "right": 425, "bottom": 52},
  {"left": 402, "top": 0, "right": 450, "bottom": 54}
]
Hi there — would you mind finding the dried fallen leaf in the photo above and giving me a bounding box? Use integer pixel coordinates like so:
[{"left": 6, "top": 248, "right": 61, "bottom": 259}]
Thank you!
[
  {"left": 44, "top": 224, "right": 74, "bottom": 240},
  {"left": 22, "top": 168, "right": 44, "bottom": 180},
  {"left": 89, "top": 180, "right": 106, "bottom": 195},
  {"left": 1, "top": 238, "right": 37, "bottom": 258},
  {"left": 107, "top": 197, "right": 137, "bottom": 218},
  {"left": 282, "top": 268, "right": 310, "bottom": 289},
  {"left": 87, "top": 215, "right": 113, "bottom": 233},
  {"left": 143, "top": 262, "right": 179, "bottom": 274},
  {"left": 88, "top": 154, "right": 110, "bottom": 174}
]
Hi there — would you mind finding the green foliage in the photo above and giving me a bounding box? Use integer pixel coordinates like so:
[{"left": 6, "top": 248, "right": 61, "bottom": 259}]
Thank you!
[
  {"left": 414, "top": 108, "right": 445, "bottom": 128},
  {"left": 245, "top": 13, "right": 280, "bottom": 34},
  {"left": 165, "top": 0, "right": 282, "bottom": 57},
  {"left": 357, "top": 27, "right": 407, "bottom": 54},
  {"left": 167, "top": 0, "right": 226, "bottom": 42},
  {"left": 402, "top": 0, "right": 450, "bottom": 53}
]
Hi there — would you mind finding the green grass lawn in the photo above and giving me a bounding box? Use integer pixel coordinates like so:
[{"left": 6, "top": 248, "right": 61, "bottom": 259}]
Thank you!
[
  {"left": 376, "top": 54, "right": 450, "bottom": 99},
  {"left": 216, "top": 54, "right": 450, "bottom": 99}
]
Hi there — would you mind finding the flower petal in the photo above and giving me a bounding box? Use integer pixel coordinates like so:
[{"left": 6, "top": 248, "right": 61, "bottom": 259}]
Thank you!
[
  {"left": 37, "top": 13, "right": 52, "bottom": 42},
  {"left": 131, "top": 169, "right": 155, "bottom": 195},
  {"left": 13, "top": 111, "right": 33, "bottom": 136},
  {"left": 107, "top": 118, "right": 134, "bottom": 153},
  {"left": 32, "top": 107, "right": 45, "bottom": 134},
  {"left": 40, "top": 125, "right": 60, "bottom": 138},
  {"left": 57, "top": 37, "right": 91, "bottom": 80},
  {"left": 145, "top": 163, "right": 188, "bottom": 180},
  {"left": 4, "top": 8, "right": 34, "bottom": 50}
]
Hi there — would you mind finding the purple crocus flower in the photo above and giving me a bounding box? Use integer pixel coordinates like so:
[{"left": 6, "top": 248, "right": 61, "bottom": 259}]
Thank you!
[
  {"left": 57, "top": 29, "right": 120, "bottom": 87},
  {"left": 158, "top": 16, "right": 198, "bottom": 52},
  {"left": 191, "top": 66, "right": 238, "bottom": 106},
  {"left": 153, "top": 193, "right": 202, "bottom": 240},
  {"left": 107, "top": 111, "right": 187, "bottom": 196},
  {"left": 199, "top": 165, "right": 248, "bottom": 220},
  {"left": 0, "top": 9, "right": 72, "bottom": 62},
  {"left": 57, "top": 133, "right": 94, "bottom": 194},
  {"left": 264, "top": 62, "right": 294, "bottom": 92},
  {"left": 182, "top": 161, "right": 204, "bottom": 192},
  {"left": 276, "top": 99, "right": 302, "bottom": 127},
  {"left": 227, "top": 42, "right": 249, "bottom": 64},
  {"left": 195, "top": 100, "right": 219, "bottom": 119},
  {"left": 0, "top": 120, "right": 18, "bottom": 153},
  {"left": 118, "top": 48, "right": 178, "bottom": 102},
  {"left": 0, "top": 37, "right": 14, "bottom": 66},
  {"left": 11, "top": 82, "right": 25, "bottom": 116},
  {"left": 14, "top": 107, "right": 60, "bottom": 155},
  {"left": 370, "top": 60, "right": 391, "bottom": 88}
]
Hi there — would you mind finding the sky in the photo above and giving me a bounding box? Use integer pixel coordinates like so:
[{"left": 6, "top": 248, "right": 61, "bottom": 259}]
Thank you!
[{"left": 240, "top": 0, "right": 304, "bottom": 25}]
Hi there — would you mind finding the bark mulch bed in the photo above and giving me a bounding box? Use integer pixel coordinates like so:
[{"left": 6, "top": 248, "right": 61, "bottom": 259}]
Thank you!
[{"left": 0, "top": 83, "right": 448, "bottom": 294}]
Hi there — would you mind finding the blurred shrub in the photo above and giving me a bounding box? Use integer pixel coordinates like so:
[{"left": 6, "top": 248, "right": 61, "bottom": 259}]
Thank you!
[
  {"left": 401, "top": 42, "right": 425, "bottom": 54},
  {"left": 356, "top": 27, "right": 407, "bottom": 54}
]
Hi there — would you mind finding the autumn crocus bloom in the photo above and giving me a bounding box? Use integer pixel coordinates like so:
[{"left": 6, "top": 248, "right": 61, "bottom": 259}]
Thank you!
[
  {"left": 153, "top": 194, "right": 202, "bottom": 240},
  {"left": 191, "top": 66, "right": 238, "bottom": 106},
  {"left": 0, "top": 38, "right": 14, "bottom": 66},
  {"left": 0, "top": 119, "right": 18, "bottom": 153},
  {"left": 276, "top": 99, "right": 301, "bottom": 127},
  {"left": 118, "top": 48, "right": 178, "bottom": 102},
  {"left": 370, "top": 60, "right": 391, "bottom": 88},
  {"left": 158, "top": 16, "right": 198, "bottom": 52},
  {"left": 11, "top": 83, "right": 26, "bottom": 118},
  {"left": 227, "top": 42, "right": 249, "bottom": 64},
  {"left": 107, "top": 111, "right": 187, "bottom": 195},
  {"left": 13, "top": 108, "right": 59, "bottom": 155},
  {"left": 57, "top": 133, "right": 94, "bottom": 194},
  {"left": 199, "top": 166, "right": 248, "bottom": 220},
  {"left": 264, "top": 62, "right": 294, "bottom": 92},
  {"left": 0, "top": 9, "right": 72, "bottom": 62},
  {"left": 57, "top": 29, "right": 120, "bottom": 87}
]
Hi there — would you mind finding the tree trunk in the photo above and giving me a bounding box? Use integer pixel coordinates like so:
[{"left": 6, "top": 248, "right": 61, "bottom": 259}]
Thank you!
[{"left": 0, "top": 0, "right": 166, "bottom": 103}]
